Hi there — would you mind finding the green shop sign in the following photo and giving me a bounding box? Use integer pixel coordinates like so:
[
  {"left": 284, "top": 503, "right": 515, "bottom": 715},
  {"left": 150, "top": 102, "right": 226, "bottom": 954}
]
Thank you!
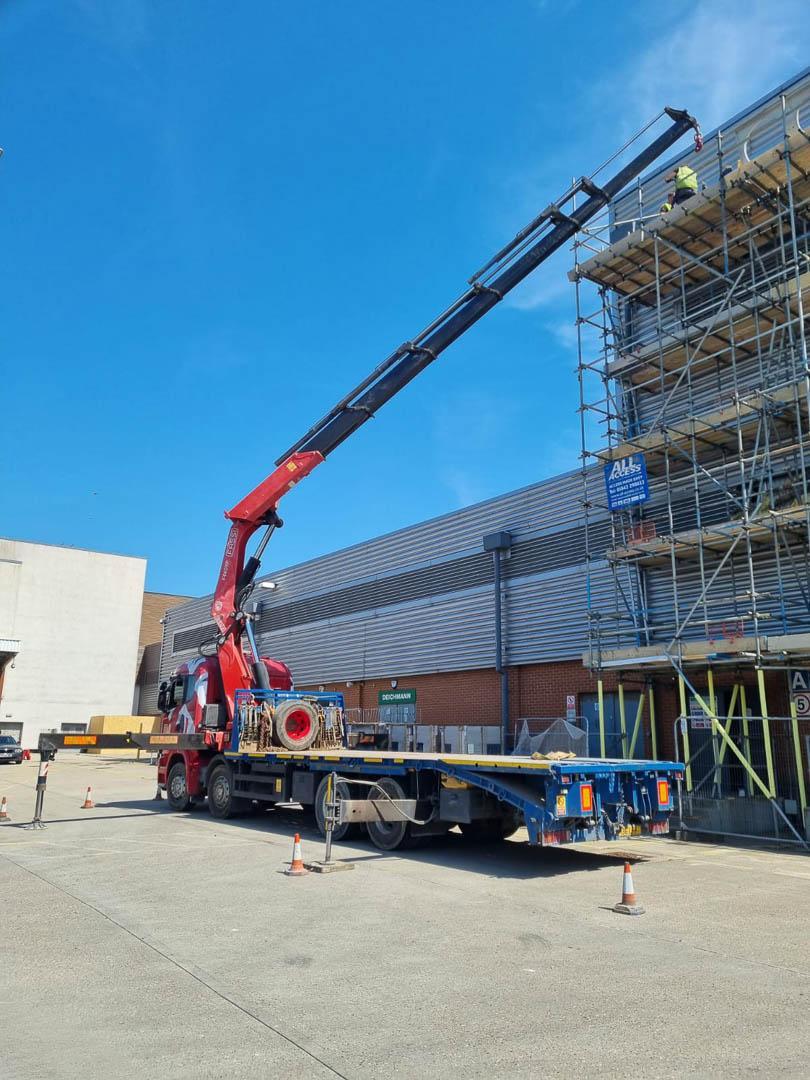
[{"left": 378, "top": 689, "right": 416, "bottom": 705}]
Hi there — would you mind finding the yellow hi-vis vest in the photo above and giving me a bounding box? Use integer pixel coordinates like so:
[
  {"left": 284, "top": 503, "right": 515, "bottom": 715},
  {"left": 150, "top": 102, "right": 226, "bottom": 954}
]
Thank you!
[{"left": 674, "top": 166, "right": 698, "bottom": 192}]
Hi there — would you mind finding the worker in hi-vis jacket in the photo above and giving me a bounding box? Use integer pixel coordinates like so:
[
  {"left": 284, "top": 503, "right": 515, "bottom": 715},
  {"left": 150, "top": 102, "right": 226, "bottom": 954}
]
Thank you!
[{"left": 660, "top": 163, "right": 698, "bottom": 213}]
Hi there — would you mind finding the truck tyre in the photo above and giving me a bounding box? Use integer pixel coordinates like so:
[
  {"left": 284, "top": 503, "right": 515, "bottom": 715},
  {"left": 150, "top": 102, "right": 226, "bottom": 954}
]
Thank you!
[
  {"left": 273, "top": 700, "right": 320, "bottom": 751},
  {"left": 166, "top": 761, "right": 194, "bottom": 812},
  {"left": 207, "top": 762, "right": 248, "bottom": 820},
  {"left": 366, "top": 777, "right": 416, "bottom": 851},
  {"left": 314, "top": 774, "right": 362, "bottom": 841}
]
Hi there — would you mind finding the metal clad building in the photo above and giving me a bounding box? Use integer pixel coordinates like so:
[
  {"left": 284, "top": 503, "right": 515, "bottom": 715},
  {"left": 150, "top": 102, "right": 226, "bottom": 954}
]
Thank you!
[{"left": 161, "top": 468, "right": 612, "bottom": 686}]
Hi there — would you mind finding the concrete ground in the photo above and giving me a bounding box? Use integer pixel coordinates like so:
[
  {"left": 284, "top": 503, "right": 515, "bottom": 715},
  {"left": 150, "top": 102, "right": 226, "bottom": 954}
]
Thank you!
[{"left": 1, "top": 757, "right": 809, "bottom": 1080}]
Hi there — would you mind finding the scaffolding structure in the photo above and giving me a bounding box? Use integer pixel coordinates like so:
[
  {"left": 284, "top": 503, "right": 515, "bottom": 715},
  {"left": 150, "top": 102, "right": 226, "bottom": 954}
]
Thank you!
[{"left": 571, "top": 78, "right": 810, "bottom": 844}]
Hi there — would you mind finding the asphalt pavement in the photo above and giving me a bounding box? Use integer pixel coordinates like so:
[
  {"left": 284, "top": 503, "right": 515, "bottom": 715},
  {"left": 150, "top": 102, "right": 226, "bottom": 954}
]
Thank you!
[{"left": 1, "top": 755, "right": 809, "bottom": 1079}]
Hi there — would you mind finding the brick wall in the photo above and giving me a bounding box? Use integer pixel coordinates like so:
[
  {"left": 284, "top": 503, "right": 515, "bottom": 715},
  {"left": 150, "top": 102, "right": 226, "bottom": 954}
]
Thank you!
[{"left": 302, "top": 661, "right": 628, "bottom": 737}]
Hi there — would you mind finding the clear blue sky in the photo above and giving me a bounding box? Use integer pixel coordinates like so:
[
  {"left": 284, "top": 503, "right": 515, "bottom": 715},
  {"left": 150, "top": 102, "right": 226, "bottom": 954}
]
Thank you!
[{"left": 4, "top": 1, "right": 806, "bottom": 594}]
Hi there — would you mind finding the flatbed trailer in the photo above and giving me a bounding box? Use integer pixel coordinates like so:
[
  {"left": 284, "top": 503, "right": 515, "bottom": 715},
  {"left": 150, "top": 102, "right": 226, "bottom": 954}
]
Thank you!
[
  {"left": 31, "top": 727, "right": 682, "bottom": 851},
  {"left": 216, "top": 740, "right": 682, "bottom": 850}
]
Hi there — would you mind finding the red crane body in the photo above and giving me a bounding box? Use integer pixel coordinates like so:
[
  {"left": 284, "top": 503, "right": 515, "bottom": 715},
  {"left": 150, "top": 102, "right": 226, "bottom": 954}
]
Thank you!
[{"left": 212, "top": 451, "right": 324, "bottom": 715}]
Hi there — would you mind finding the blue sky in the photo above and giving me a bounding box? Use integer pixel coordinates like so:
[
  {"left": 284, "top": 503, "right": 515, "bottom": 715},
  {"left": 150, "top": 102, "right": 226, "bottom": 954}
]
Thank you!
[{"left": 4, "top": 1, "right": 807, "bottom": 594}]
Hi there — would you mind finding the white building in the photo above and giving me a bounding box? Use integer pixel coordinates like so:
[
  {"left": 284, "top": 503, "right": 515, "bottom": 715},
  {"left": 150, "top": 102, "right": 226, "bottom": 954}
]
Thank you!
[{"left": 0, "top": 539, "right": 146, "bottom": 748}]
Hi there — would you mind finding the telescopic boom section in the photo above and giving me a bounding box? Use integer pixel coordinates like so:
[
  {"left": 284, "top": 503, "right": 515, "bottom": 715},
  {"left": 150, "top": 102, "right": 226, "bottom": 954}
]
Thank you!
[{"left": 210, "top": 107, "right": 701, "bottom": 704}]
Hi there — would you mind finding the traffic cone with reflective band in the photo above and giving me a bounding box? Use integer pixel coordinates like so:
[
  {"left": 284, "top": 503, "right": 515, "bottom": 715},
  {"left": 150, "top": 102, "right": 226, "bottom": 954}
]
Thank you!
[
  {"left": 81, "top": 787, "right": 94, "bottom": 809},
  {"left": 613, "top": 861, "right": 644, "bottom": 915},
  {"left": 285, "top": 833, "right": 308, "bottom": 877},
  {"left": 0, "top": 796, "right": 10, "bottom": 823},
  {"left": 153, "top": 783, "right": 163, "bottom": 801}
]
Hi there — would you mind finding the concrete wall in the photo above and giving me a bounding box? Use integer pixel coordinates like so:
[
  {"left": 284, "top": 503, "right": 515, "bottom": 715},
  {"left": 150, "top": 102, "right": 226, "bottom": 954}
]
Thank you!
[{"left": 0, "top": 539, "right": 147, "bottom": 747}]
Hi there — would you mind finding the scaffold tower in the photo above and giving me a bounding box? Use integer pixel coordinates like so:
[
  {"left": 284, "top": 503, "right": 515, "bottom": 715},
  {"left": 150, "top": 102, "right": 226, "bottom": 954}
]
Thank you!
[{"left": 571, "top": 74, "right": 810, "bottom": 845}]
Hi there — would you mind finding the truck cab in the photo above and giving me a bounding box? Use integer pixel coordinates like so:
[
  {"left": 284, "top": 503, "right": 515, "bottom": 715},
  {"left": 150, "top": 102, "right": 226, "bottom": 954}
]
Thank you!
[{"left": 155, "top": 652, "right": 339, "bottom": 812}]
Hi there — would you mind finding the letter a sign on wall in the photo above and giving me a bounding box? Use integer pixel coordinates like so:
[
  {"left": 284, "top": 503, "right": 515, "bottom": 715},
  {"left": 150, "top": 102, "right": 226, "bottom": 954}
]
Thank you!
[{"left": 604, "top": 454, "right": 650, "bottom": 511}]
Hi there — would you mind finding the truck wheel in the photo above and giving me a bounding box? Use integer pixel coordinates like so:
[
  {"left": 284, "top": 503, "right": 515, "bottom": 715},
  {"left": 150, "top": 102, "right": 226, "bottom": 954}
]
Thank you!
[
  {"left": 207, "top": 762, "right": 247, "bottom": 819},
  {"left": 366, "top": 777, "right": 412, "bottom": 851},
  {"left": 314, "top": 775, "right": 362, "bottom": 840},
  {"left": 166, "top": 761, "right": 194, "bottom": 812},
  {"left": 273, "top": 700, "right": 320, "bottom": 751}
]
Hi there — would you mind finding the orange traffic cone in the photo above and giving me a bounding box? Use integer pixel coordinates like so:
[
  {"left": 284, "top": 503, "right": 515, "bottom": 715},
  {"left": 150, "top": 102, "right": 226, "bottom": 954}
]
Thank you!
[
  {"left": 81, "top": 786, "right": 94, "bottom": 809},
  {"left": 613, "top": 860, "right": 645, "bottom": 916},
  {"left": 285, "top": 833, "right": 308, "bottom": 877},
  {"left": 0, "top": 796, "right": 10, "bottom": 823}
]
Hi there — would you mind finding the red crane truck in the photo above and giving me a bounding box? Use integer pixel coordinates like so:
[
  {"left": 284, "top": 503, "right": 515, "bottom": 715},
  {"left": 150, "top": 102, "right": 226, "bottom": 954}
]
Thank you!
[{"left": 150, "top": 109, "right": 701, "bottom": 850}]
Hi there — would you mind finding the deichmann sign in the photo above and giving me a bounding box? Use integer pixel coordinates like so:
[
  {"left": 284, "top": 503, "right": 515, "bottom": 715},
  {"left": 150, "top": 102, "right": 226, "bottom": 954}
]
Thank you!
[
  {"left": 603, "top": 454, "right": 650, "bottom": 510},
  {"left": 378, "top": 689, "right": 416, "bottom": 705}
]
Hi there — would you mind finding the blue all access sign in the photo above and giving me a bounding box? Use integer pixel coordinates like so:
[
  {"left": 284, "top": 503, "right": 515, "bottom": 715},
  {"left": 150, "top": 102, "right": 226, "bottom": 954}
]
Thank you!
[{"left": 604, "top": 454, "right": 650, "bottom": 510}]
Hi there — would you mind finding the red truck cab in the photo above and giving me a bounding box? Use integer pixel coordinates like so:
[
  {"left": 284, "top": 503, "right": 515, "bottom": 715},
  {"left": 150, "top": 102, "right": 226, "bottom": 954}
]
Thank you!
[{"left": 156, "top": 654, "right": 292, "bottom": 809}]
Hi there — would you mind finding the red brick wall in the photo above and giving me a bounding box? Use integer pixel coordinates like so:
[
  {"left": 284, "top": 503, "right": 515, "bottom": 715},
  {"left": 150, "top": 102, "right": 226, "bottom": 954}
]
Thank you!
[
  {"left": 302, "top": 661, "right": 633, "bottom": 741},
  {"left": 308, "top": 663, "right": 641, "bottom": 720}
]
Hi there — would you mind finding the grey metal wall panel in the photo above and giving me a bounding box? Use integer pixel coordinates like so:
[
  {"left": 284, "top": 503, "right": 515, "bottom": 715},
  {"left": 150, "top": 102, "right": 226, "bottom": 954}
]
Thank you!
[
  {"left": 630, "top": 352, "right": 802, "bottom": 433},
  {"left": 505, "top": 564, "right": 615, "bottom": 664},
  {"left": 255, "top": 588, "right": 496, "bottom": 683},
  {"left": 643, "top": 546, "right": 810, "bottom": 644},
  {"left": 160, "top": 466, "right": 613, "bottom": 685},
  {"left": 248, "top": 467, "right": 590, "bottom": 603}
]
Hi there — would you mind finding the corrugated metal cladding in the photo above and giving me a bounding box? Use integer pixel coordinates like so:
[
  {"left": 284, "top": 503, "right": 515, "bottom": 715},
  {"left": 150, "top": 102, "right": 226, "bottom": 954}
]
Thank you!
[
  {"left": 644, "top": 547, "right": 810, "bottom": 643},
  {"left": 161, "top": 468, "right": 611, "bottom": 685},
  {"left": 631, "top": 350, "right": 802, "bottom": 432}
]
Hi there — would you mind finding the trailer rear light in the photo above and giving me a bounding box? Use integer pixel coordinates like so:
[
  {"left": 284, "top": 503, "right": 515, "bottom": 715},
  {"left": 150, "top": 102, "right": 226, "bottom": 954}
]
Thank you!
[
  {"left": 657, "top": 780, "right": 670, "bottom": 806},
  {"left": 541, "top": 829, "right": 571, "bottom": 846},
  {"left": 580, "top": 783, "right": 593, "bottom": 813},
  {"left": 561, "top": 775, "right": 572, "bottom": 783}
]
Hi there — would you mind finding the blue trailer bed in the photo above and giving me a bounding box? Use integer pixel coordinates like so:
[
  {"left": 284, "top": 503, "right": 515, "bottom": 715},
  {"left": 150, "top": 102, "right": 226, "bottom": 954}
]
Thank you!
[{"left": 222, "top": 744, "right": 682, "bottom": 847}]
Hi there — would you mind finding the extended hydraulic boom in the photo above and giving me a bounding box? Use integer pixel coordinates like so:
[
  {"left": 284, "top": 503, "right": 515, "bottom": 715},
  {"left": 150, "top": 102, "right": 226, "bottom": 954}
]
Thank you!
[{"left": 211, "top": 107, "right": 702, "bottom": 713}]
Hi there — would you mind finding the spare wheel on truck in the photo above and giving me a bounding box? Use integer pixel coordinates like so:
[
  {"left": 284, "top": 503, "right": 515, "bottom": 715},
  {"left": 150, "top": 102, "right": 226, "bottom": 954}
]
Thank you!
[{"left": 273, "top": 699, "right": 320, "bottom": 751}]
